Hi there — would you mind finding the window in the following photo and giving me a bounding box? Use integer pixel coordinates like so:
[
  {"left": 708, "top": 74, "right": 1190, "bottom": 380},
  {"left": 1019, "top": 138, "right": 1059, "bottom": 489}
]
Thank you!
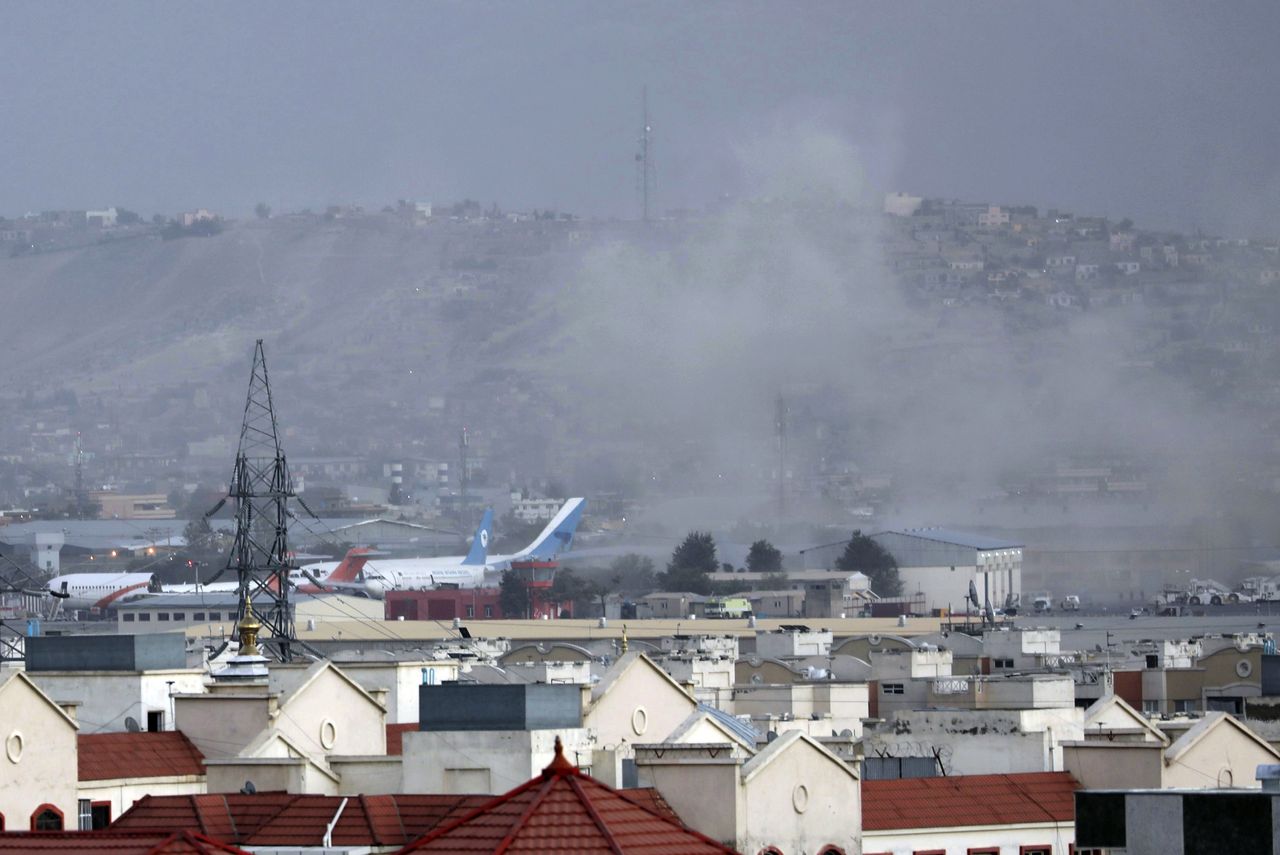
[
  {"left": 466, "top": 605, "right": 475, "bottom": 618},
  {"left": 90, "top": 803, "right": 111, "bottom": 830},
  {"left": 913, "top": 850, "right": 946, "bottom": 855},
  {"left": 171, "top": 612, "right": 185, "bottom": 621},
  {"left": 78, "top": 800, "right": 92, "bottom": 831},
  {"left": 1021, "top": 847, "right": 1052, "bottom": 855},
  {"left": 31, "top": 805, "right": 63, "bottom": 831},
  {"left": 1174, "top": 699, "right": 1195, "bottom": 713},
  {"left": 208, "top": 612, "right": 221, "bottom": 621},
  {"left": 193, "top": 612, "right": 205, "bottom": 621},
  {"left": 819, "top": 848, "right": 847, "bottom": 855},
  {"left": 158, "top": 613, "right": 170, "bottom": 621},
  {"left": 123, "top": 613, "right": 135, "bottom": 622},
  {"left": 483, "top": 605, "right": 493, "bottom": 618},
  {"left": 993, "top": 657, "right": 1015, "bottom": 669},
  {"left": 0, "top": 811, "right": 4, "bottom": 830},
  {"left": 968, "top": 849, "right": 1000, "bottom": 855},
  {"left": 882, "top": 683, "right": 904, "bottom": 695},
  {"left": 1142, "top": 700, "right": 1160, "bottom": 714},
  {"left": 147, "top": 710, "right": 164, "bottom": 732},
  {"left": 138, "top": 613, "right": 151, "bottom": 622}
]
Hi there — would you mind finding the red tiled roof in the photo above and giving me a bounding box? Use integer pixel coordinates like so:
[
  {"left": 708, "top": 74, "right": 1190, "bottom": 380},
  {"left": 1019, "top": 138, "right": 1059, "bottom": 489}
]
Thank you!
[
  {"left": 395, "top": 738, "right": 740, "bottom": 854},
  {"left": 112, "top": 793, "right": 490, "bottom": 848},
  {"left": 79, "top": 732, "right": 206, "bottom": 782},
  {"left": 387, "top": 722, "right": 417, "bottom": 756},
  {"left": 861, "top": 772, "right": 1079, "bottom": 832},
  {"left": 0, "top": 831, "right": 248, "bottom": 854},
  {"left": 112, "top": 794, "right": 301, "bottom": 842}
]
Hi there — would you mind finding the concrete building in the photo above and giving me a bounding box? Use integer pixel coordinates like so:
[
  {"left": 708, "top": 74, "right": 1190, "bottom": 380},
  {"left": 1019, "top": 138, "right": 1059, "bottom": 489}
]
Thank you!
[
  {"left": 1064, "top": 695, "right": 1280, "bottom": 790},
  {"left": 402, "top": 681, "right": 593, "bottom": 794},
  {"left": 865, "top": 703, "right": 1085, "bottom": 776},
  {"left": 635, "top": 730, "right": 859, "bottom": 855},
  {"left": 1075, "top": 788, "right": 1280, "bottom": 854},
  {"left": 871, "top": 528, "right": 1024, "bottom": 613},
  {"left": 0, "top": 670, "right": 79, "bottom": 831},
  {"left": 24, "top": 634, "right": 204, "bottom": 734}
]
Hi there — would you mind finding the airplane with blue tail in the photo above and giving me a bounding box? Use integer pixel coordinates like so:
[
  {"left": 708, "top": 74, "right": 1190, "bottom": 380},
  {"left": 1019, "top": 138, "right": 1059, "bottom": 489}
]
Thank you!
[{"left": 297, "top": 499, "right": 585, "bottom": 595}]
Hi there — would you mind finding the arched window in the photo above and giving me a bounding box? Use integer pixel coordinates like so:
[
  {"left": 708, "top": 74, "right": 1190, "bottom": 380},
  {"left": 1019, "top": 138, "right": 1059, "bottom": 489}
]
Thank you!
[
  {"left": 31, "top": 805, "right": 64, "bottom": 831},
  {"left": 0, "top": 811, "right": 6, "bottom": 831},
  {"left": 819, "top": 848, "right": 847, "bottom": 855},
  {"left": 756, "top": 848, "right": 785, "bottom": 855}
]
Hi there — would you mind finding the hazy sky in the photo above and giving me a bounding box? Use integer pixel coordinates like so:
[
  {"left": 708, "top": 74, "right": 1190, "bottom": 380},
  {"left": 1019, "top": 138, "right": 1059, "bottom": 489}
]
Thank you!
[{"left": 3, "top": 1, "right": 1279, "bottom": 234}]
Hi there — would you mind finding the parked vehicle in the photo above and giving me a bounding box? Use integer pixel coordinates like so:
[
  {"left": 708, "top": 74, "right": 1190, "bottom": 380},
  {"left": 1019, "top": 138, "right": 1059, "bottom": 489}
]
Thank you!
[
  {"left": 1062, "top": 595, "right": 1081, "bottom": 611},
  {"left": 1032, "top": 592, "right": 1053, "bottom": 613},
  {"left": 704, "top": 597, "right": 753, "bottom": 619}
]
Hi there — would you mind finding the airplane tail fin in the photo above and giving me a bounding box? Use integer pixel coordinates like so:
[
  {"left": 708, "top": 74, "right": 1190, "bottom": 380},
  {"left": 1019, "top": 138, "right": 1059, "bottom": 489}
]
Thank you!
[
  {"left": 462, "top": 508, "right": 494, "bottom": 566},
  {"left": 327, "top": 547, "right": 375, "bottom": 583},
  {"left": 518, "top": 498, "right": 586, "bottom": 560}
]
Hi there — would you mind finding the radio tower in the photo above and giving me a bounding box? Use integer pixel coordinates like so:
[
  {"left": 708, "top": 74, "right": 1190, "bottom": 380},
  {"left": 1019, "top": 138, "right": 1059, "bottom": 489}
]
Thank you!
[
  {"left": 635, "top": 87, "right": 653, "bottom": 222},
  {"left": 224, "top": 340, "right": 297, "bottom": 661}
]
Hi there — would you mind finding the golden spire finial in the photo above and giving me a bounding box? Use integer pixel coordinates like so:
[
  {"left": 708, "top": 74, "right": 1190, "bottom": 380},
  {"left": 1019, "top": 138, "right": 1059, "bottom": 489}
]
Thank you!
[
  {"left": 620, "top": 624, "right": 629, "bottom": 655},
  {"left": 238, "top": 594, "right": 262, "bottom": 657}
]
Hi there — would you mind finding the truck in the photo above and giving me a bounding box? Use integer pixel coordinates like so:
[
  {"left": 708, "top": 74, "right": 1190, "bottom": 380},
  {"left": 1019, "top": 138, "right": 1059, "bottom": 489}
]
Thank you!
[
  {"left": 1032, "top": 592, "right": 1053, "bottom": 614},
  {"left": 704, "top": 597, "right": 753, "bottom": 619},
  {"left": 1062, "top": 595, "right": 1081, "bottom": 611}
]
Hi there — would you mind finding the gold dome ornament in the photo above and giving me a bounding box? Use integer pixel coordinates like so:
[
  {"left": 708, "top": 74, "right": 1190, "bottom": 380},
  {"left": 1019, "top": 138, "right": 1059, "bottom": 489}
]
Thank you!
[{"left": 238, "top": 595, "right": 263, "bottom": 657}]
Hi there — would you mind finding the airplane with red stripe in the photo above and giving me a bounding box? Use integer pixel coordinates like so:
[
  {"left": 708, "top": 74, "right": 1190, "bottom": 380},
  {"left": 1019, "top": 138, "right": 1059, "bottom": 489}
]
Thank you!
[{"left": 44, "top": 548, "right": 376, "bottom": 611}]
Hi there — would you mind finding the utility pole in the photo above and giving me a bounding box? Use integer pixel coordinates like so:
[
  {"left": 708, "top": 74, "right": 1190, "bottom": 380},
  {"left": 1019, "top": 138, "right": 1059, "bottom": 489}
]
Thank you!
[
  {"left": 225, "top": 340, "right": 297, "bottom": 661},
  {"left": 636, "top": 87, "right": 653, "bottom": 222}
]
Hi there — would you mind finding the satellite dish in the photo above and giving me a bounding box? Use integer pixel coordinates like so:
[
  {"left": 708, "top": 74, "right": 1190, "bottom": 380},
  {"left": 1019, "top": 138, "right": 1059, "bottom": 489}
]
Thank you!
[
  {"left": 124, "top": 716, "right": 141, "bottom": 733},
  {"left": 240, "top": 780, "right": 257, "bottom": 795},
  {"left": 967, "top": 581, "right": 980, "bottom": 609},
  {"left": 984, "top": 602, "right": 996, "bottom": 623}
]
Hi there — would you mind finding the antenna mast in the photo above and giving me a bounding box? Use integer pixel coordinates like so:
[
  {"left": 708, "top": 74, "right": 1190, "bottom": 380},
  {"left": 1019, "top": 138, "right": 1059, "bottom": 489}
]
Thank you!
[
  {"left": 225, "top": 340, "right": 296, "bottom": 661},
  {"left": 636, "top": 87, "right": 653, "bottom": 222}
]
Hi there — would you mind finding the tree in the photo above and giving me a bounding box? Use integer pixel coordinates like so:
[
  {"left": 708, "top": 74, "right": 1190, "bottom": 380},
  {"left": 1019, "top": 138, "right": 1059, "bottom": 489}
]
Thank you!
[
  {"left": 746, "top": 539, "right": 783, "bottom": 574},
  {"left": 116, "top": 208, "right": 142, "bottom": 225},
  {"left": 499, "top": 569, "right": 531, "bottom": 618},
  {"left": 834, "top": 530, "right": 902, "bottom": 597},
  {"left": 759, "top": 571, "right": 789, "bottom": 591},
  {"left": 609, "top": 553, "right": 656, "bottom": 595},
  {"left": 658, "top": 531, "right": 718, "bottom": 594},
  {"left": 255, "top": 202, "right": 272, "bottom": 219}
]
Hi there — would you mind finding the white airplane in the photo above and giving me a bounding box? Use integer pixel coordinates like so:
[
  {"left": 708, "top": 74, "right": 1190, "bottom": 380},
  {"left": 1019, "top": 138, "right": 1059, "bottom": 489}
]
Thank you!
[
  {"left": 44, "top": 571, "right": 154, "bottom": 612},
  {"left": 298, "top": 498, "right": 586, "bottom": 594},
  {"left": 44, "top": 548, "right": 378, "bottom": 611}
]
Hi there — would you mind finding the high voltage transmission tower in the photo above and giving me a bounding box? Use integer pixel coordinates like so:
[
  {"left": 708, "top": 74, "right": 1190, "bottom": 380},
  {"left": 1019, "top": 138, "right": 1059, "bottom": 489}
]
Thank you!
[
  {"left": 636, "top": 86, "right": 654, "bottom": 222},
  {"left": 224, "top": 340, "right": 297, "bottom": 660}
]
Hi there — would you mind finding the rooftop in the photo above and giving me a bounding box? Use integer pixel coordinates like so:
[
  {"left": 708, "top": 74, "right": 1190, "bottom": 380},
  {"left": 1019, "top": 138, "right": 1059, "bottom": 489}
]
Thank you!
[
  {"left": 79, "top": 731, "right": 206, "bottom": 781},
  {"left": 397, "top": 737, "right": 738, "bottom": 853},
  {"left": 881, "top": 527, "right": 1024, "bottom": 551},
  {"left": 862, "top": 772, "right": 1078, "bottom": 831},
  {"left": 0, "top": 831, "right": 247, "bottom": 854}
]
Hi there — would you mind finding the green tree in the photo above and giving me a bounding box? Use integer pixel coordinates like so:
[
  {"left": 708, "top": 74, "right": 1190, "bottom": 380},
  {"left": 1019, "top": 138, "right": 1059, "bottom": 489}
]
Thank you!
[
  {"left": 609, "top": 553, "right": 656, "bottom": 595},
  {"left": 658, "top": 531, "right": 717, "bottom": 594},
  {"left": 746, "top": 539, "right": 783, "bottom": 574},
  {"left": 835, "top": 530, "right": 902, "bottom": 597},
  {"left": 759, "top": 571, "right": 789, "bottom": 590},
  {"left": 498, "top": 569, "right": 531, "bottom": 618}
]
